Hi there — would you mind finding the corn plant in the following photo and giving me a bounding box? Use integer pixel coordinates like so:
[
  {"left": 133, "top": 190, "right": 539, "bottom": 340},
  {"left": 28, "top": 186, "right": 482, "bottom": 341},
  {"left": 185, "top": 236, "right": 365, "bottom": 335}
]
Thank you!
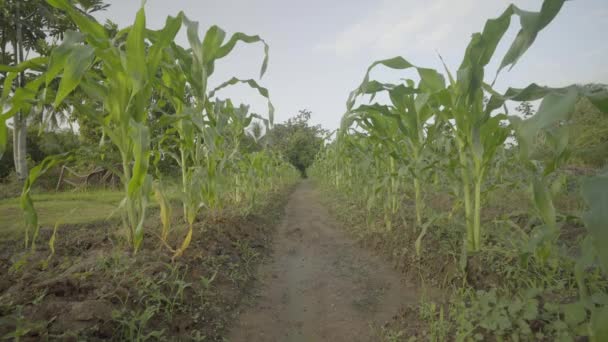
[
  {"left": 157, "top": 16, "right": 273, "bottom": 258},
  {"left": 341, "top": 114, "right": 399, "bottom": 230},
  {"left": 20, "top": 153, "right": 73, "bottom": 249},
  {"left": 43, "top": 0, "right": 182, "bottom": 252},
  {"left": 1, "top": 1, "right": 294, "bottom": 260},
  {"left": 344, "top": 75, "right": 447, "bottom": 232},
  {"left": 308, "top": 1, "right": 608, "bottom": 338},
  {"left": 0, "top": 58, "right": 51, "bottom": 248},
  {"left": 152, "top": 180, "right": 172, "bottom": 244},
  {"left": 333, "top": 0, "right": 608, "bottom": 255},
  {"left": 575, "top": 169, "right": 608, "bottom": 341},
  {"left": 341, "top": 0, "right": 578, "bottom": 252}
]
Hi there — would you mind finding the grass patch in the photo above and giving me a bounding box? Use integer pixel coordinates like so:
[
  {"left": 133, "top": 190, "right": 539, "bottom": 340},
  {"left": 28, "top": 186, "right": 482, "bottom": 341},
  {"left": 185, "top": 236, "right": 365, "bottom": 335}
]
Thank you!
[
  {"left": 0, "top": 180, "right": 187, "bottom": 242},
  {"left": 0, "top": 190, "right": 124, "bottom": 241}
]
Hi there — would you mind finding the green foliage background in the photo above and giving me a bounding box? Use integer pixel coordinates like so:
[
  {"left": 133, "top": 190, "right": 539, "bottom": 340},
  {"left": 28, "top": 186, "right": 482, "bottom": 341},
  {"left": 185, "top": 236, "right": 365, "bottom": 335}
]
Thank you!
[{"left": 265, "top": 109, "right": 328, "bottom": 177}]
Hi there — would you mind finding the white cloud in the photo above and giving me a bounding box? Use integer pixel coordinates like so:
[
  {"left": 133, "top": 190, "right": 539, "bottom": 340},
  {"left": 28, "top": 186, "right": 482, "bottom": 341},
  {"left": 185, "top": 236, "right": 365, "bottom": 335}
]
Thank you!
[{"left": 315, "top": 0, "right": 483, "bottom": 56}]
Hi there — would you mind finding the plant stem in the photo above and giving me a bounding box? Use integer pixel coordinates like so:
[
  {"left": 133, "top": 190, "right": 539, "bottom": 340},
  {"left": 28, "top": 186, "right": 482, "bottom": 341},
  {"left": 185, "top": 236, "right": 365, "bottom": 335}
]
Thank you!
[
  {"left": 414, "top": 178, "right": 422, "bottom": 227},
  {"left": 122, "top": 153, "right": 135, "bottom": 249},
  {"left": 457, "top": 141, "right": 474, "bottom": 252},
  {"left": 473, "top": 176, "right": 482, "bottom": 251},
  {"left": 180, "top": 147, "right": 188, "bottom": 221}
]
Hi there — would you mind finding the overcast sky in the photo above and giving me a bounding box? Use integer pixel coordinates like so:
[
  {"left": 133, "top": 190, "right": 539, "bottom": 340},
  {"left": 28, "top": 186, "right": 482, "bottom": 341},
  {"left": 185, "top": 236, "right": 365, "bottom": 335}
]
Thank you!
[{"left": 96, "top": 0, "right": 608, "bottom": 130}]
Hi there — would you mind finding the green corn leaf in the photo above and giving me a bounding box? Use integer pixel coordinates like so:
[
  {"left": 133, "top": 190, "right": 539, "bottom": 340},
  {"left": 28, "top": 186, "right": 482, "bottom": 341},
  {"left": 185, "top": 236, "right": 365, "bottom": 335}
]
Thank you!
[
  {"left": 487, "top": 83, "right": 608, "bottom": 122},
  {"left": 457, "top": 5, "right": 513, "bottom": 96},
  {"left": 148, "top": 14, "right": 183, "bottom": 75},
  {"left": 457, "top": 0, "right": 565, "bottom": 102},
  {"left": 4, "top": 74, "right": 47, "bottom": 119},
  {"left": 46, "top": 30, "right": 85, "bottom": 85},
  {"left": 581, "top": 169, "right": 608, "bottom": 275},
  {"left": 479, "top": 114, "right": 509, "bottom": 164},
  {"left": 417, "top": 68, "right": 445, "bottom": 92},
  {"left": 126, "top": 7, "right": 147, "bottom": 95},
  {"left": 532, "top": 175, "right": 556, "bottom": 230},
  {"left": 181, "top": 15, "right": 203, "bottom": 64},
  {"left": 202, "top": 25, "right": 227, "bottom": 75},
  {"left": 509, "top": 88, "right": 578, "bottom": 158},
  {"left": 1, "top": 72, "right": 18, "bottom": 105},
  {"left": 484, "top": 83, "right": 552, "bottom": 115},
  {"left": 54, "top": 45, "right": 95, "bottom": 107},
  {"left": 582, "top": 85, "right": 608, "bottom": 113},
  {"left": 458, "top": 0, "right": 565, "bottom": 81},
  {"left": 365, "top": 81, "right": 399, "bottom": 98},
  {"left": 351, "top": 57, "right": 412, "bottom": 100},
  {"left": 209, "top": 77, "right": 274, "bottom": 124},
  {"left": 590, "top": 306, "right": 608, "bottom": 342},
  {"left": 217, "top": 32, "right": 270, "bottom": 78},
  {"left": 472, "top": 6, "right": 513, "bottom": 68},
  {"left": 78, "top": 75, "right": 107, "bottom": 102},
  {"left": 127, "top": 120, "right": 151, "bottom": 197},
  {"left": 20, "top": 153, "right": 73, "bottom": 249},
  {"left": 371, "top": 56, "right": 414, "bottom": 70},
  {"left": 0, "top": 56, "right": 47, "bottom": 72},
  {"left": 498, "top": 0, "right": 566, "bottom": 73},
  {"left": 209, "top": 78, "right": 268, "bottom": 98},
  {"left": 413, "top": 93, "right": 430, "bottom": 115}
]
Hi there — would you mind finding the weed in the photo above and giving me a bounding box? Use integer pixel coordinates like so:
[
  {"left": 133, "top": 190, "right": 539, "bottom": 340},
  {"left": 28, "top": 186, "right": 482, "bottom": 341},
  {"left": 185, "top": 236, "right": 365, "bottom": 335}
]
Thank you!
[
  {"left": 234, "top": 239, "right": 260, "bottom": 277},
  {"left": 111, "top": 306, "right": 164, "bottom": 342}
]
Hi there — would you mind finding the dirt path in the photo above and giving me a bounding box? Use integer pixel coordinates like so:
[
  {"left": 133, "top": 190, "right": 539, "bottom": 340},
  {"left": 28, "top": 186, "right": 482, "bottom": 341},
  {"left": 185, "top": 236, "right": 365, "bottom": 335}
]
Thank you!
[{"left": 228, "top": 181, "right": 417, "bottom": 342}]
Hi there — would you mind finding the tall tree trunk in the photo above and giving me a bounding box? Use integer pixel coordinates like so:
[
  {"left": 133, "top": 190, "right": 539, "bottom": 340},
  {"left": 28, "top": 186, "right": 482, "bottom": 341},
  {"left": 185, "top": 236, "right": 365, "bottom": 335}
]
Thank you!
[
  {"left": 1, "top": 26, "right": 6, "bottom": 64},
  {"left": 13, "top": 0, "right": 28, "bottom": 181},
  {"left": 14, "top": 113, "right": 27, "bottom": 180}
]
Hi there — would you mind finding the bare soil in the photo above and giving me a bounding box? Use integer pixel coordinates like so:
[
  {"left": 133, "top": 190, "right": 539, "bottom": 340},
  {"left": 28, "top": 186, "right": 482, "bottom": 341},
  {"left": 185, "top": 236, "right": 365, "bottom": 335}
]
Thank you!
[
  {"left": 0, "top": 187, "right": 293, "bottom": 341},
  {"left": 228, "top": 181, "right": 417, "bottom": 342}
]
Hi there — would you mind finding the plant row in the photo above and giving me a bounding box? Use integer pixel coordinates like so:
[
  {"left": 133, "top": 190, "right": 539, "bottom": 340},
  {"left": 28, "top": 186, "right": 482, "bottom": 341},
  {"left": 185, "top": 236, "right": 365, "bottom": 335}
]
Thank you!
[
  {"left": 310, "top": 0, "right": 607, "bottom": 339},
  {"left": 0, "top": 0, "right": 300, "bottom": 257}
]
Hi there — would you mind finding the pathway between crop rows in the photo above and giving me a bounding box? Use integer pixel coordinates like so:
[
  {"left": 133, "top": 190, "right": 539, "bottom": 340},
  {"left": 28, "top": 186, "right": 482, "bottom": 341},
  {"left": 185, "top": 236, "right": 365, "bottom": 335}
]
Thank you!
[{"left": 228, "top": 181, "right": 417, "bottom": 342}]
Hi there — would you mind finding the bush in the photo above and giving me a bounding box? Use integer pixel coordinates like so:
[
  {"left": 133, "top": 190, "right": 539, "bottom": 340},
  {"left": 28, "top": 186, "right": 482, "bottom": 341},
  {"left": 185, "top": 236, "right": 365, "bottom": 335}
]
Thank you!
[{"left": 1, "top": 126, "right": 80, "bottom": 181}]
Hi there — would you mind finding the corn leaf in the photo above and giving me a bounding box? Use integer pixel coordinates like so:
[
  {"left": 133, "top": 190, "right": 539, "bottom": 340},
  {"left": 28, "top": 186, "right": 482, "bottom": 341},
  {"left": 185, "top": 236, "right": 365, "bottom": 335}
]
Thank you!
[
  {"left": 581, "top": 169, "right": 608, "bottom": 275},
  {"left": 498, "top": 0, "right": 566, "bottom": 73},
  {"left": 0, "top": 57, "right": 47, "bottom": 72},
  {"left": 46, "top": 30, "right": 86, "bottom": 85},
  {"left": 509, "top": 88, "right": 578, "bottom": 158},
  {"left": 126, "top": 7, "right": 147, "bottom": 95},
  {"left": 346, "top": 57, "right": 445, "bottom": 111},
  {"left": 20, "top": 153, "right": 73, "bottom": 249},
  {"left": 209, "top": 77, "right": 275, "bottom": 125},
  {"left": 217, "top": 32, "right": 270, "bottom": 78},
  {"left": 54, "top": 45, "right": 95, "bottom": 107},
  {"left": 148, "top": 14, "right": 183, "bottom": 75}
]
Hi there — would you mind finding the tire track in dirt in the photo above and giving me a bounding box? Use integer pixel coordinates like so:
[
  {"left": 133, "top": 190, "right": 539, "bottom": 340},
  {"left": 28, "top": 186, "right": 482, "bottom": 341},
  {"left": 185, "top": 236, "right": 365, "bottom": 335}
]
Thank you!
[{"left": 228, "top": 180, "right": 417, "bottom": 342}]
